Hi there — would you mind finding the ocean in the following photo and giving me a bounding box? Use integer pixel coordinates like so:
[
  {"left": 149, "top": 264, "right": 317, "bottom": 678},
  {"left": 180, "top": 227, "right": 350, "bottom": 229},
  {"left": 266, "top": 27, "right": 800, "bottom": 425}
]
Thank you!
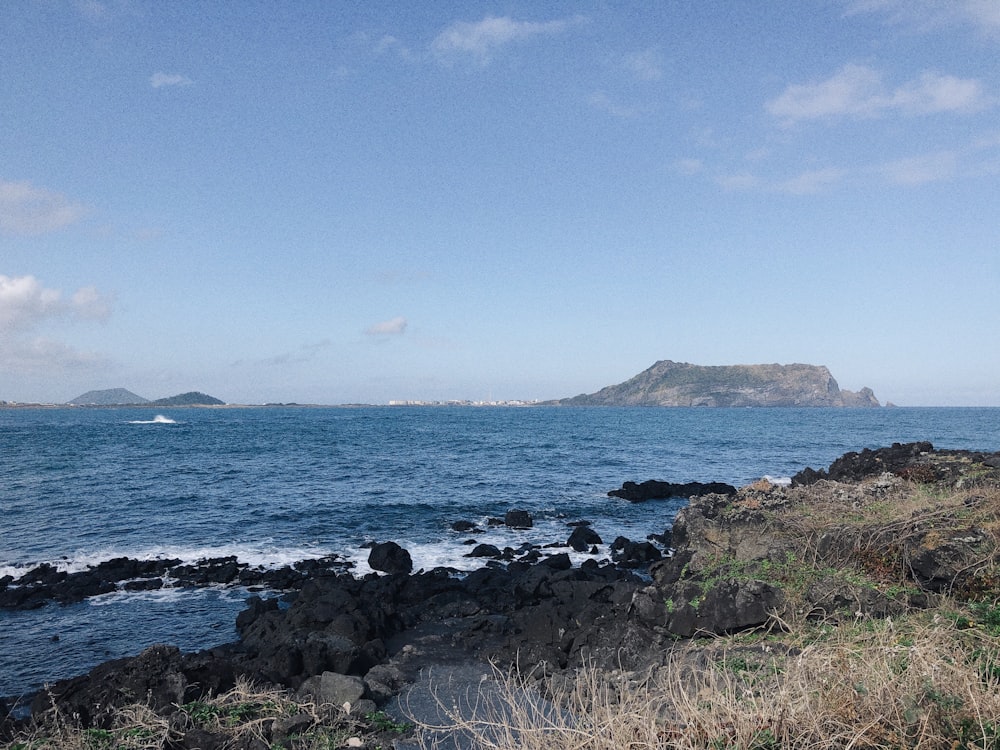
[{"left": 2, "top": 405, "right": 998, "bottom": 698}]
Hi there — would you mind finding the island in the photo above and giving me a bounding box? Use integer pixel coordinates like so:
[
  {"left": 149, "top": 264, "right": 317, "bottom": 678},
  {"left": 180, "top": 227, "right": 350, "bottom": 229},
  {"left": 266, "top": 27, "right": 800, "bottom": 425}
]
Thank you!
[
  {"left": 66, "top": 389, "right": 225, "bottom": 406},
  {"left": 555, "top": 360, "right": 880, "bottom": 407}
]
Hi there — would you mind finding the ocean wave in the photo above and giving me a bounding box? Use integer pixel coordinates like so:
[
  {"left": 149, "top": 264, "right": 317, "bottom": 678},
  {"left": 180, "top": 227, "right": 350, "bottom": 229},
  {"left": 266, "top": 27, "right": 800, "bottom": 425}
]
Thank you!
[{"left": 127, "top": 414, "right": 176, "bottom": 424}]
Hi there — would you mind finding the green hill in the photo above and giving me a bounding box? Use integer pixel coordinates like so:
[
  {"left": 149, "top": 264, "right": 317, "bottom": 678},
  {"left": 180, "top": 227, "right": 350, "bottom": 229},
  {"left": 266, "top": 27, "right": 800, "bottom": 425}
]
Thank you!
[
  {"left": 68, "top": 388, "right": 149, "bottom": 405},
  {"left": 150, "top": 392, "right": 225, "bottom": 406}
]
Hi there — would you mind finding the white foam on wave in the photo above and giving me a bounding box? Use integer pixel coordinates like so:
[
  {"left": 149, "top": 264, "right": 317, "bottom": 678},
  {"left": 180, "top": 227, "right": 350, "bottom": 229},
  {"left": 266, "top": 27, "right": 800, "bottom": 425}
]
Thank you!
[
  {"left": 128, "top": 414, "right": 177, "bottom": 424},
  {"left": 1, "top": 542, "right": 343, "bottom": 579},
  {"left": 87, "top": 584, "right": 248, "bottom": 607},
  {"left": 762, "top": 475, "right": 792, "bottom": 486}
]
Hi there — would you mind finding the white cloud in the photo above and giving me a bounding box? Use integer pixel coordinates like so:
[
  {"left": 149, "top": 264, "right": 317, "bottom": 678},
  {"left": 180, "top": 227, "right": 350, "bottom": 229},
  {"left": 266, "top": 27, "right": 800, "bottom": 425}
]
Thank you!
[
  {"left": 0, "top": 274, "right": 111, "bottom": 376},
  {"left": 365, "top": 316, "right": 408, "bottom": 336},
  {"left": 431, "top": 15, "right": 584, "bottom": 64},
  {"left": 891, "top": 71, "right": 988, "bottom": 114},
  {"left": 150, "top": 72, "right": 194, "bottom": 88},
  {"left": 766, "top": 64, "right": 989, "bottom": 124},
  {"left": 0, "top": 179, "right": 87, "bottom": 235},
  {"left": 1, "top": 274, "right": 112, "bottom": 329},
  {"left": 0, "top": 274, "right": 61, "bottom": 329}
]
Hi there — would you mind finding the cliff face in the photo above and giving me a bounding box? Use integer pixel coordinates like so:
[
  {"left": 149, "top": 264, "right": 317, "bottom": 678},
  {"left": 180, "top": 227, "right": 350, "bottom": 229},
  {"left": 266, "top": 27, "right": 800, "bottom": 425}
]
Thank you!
[{"left": 560, "top": 360, "right": 880, "bottom": 407}]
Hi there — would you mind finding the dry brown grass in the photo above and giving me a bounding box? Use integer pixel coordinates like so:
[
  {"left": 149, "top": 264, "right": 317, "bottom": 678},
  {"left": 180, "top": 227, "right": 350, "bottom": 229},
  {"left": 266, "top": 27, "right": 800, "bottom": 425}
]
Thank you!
[
  {"left": 410, "top": 613, "right": 1000, "bottom": 750},
  {"left": 2, "top": 676, "right": 402, "bottom": 750}
]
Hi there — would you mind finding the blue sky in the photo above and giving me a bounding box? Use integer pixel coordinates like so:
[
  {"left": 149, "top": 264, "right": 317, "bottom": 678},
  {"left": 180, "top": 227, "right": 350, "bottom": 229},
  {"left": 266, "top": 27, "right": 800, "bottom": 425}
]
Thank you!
[{"left": 2, "top": 1, "right": 999, "bottom": 405}]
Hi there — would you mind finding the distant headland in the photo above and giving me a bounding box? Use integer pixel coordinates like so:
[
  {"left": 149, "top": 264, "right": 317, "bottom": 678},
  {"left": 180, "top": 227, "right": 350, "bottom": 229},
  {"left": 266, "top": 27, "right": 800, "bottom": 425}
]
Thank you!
[
  {"left": 553, "top": 360, "right": 881, "bottom": 407},
  {"left": 65, "top": 388, "right": 226, "bottom": 407}
]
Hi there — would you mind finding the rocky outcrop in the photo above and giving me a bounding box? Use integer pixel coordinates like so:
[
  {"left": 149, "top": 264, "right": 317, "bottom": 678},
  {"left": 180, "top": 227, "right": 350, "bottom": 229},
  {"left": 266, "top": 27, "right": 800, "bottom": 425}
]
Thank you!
[
  {"left": 0, "top": 555, "right": 353, "bottom": 611},
  {"left": 609, "top": 479, "right": 737, "bottom": 502},
  {"left": 557, "top": 360, "right": 881, "bottom": 407}
]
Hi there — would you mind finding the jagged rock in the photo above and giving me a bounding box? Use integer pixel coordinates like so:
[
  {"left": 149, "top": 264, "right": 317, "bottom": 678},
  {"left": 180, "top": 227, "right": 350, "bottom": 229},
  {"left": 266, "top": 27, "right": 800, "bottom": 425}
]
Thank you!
[
  {"left": 660, "top": 579, "right": 786, "bottom": 638},
  {"left": 611, "top": 538, "right": 663, "bottom": 567},
  {"left": 467, "top": 543, "right": 502, "bottom": 558},
  {"left": 567, "top": 526, "right": 602, "bottom": 552},
  {"left": 31, "top": 645, "right": 190, "bottom": 725},
  {"left": 299, "top": 671, "right": 365, "bottom": 707},
  {"left": 504, "top": 510, "right": 533, "bottom": 529},
  {"left": 905, "top": 527, "right": 995, "bottom": 594},
  {"left": 609, "top": 479, "right": 736, "bottom": 502}
]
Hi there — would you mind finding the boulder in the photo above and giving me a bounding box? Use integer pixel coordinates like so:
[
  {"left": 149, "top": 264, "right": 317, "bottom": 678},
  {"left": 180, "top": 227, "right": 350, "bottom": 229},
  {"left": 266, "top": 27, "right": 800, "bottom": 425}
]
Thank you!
[
  {"left": 567, "top": 526, "right": 602, "bottom": 552},
  {"left": 467, "top": 544, "right": 502, "bottom": 559},
  {"left": 905, "top": 527, "right": 994, "bottom": 594},
  {"left": 367, "top": 542, "right": 413, "bottom": 575},
  {"left": 504, "top": 510, "right": 533, "bottom": 529}
]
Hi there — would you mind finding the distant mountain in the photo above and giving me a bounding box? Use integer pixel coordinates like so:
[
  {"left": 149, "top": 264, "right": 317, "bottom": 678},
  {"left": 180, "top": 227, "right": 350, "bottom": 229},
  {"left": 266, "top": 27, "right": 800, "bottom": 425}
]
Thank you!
[
  {"left": 556, "top": 360, "right": 881, "bottom": 407},
  {"left": 67, "top": 389, "right": 225, "bottom": 406},
  {"left": 150, "top": 391, "right": 225, "bottom": 406},
  {"left": 68, "top": 388, "right": 149, "bottom": 405}
]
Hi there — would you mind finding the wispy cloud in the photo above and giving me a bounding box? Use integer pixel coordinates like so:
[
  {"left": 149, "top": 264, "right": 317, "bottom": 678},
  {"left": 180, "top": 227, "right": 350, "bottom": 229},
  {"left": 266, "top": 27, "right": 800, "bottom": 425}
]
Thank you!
[
  {"left": 0, "top": 336, "right": 107, "bottom": 375},
  {"left": 766, "top": 64, "right": 989, "bottom": 125},
  {"left": 878, "top": 150, "right": 958, "bottom": 185},
  {"left": 716, "top": 172, "right": 760, "bottom": 192},
  {"left": 431, "top": 15, "right": 585, "bottom": 64},
  {"left": 623, "top": 48, "right": 663, "bottom": 81},
  {"left": 150, "top": 72, "right": 194, "bottom": 88},
  {"left": 845, "top": 0, "right": 1000, "bottom": 39},
  {"left": 0, "top": 179, "right": 87, "bottom": 235},
  {"left": 365, "top": 316, "right": 408, "bottom": 336},
  {"left": 675, "top": 158, "right": 704, "bottom": 175},
  {"left": 237, "top": 339, "right": 333, "bottom": 368},
  {"left": 587, "top": 91, "right": 642, "bottom": 119},
  {"left": 775, "top": 167, "right": 848, "bottom": 195}
]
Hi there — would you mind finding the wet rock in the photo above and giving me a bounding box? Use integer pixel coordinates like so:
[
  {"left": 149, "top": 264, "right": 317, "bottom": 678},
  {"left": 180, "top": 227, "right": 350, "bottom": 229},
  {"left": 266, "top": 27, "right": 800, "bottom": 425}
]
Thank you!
[
  {"left": 368, "top": 542, "right": 413, "bottom": 575},
  {"left": 609, "top": 479, "right": 736, "bottom": 502},
  {"left": 611, "top": 538, "right": 663, "bottom": 567},
  {"left": 567, "top": 526, "right": 602, "bottom": 552},
  {"left": 504, "top": 510, "right": 533, "bottom": 529},
  {"left": 467, "top": 544, "right": 502, "bottom": 559},
  {"left": 793, "top": 441, "right": 935, "bottom": 485}
]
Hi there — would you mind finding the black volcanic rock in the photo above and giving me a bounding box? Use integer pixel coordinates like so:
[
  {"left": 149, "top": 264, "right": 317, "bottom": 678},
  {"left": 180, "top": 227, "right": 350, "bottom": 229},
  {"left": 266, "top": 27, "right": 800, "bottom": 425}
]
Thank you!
[
  {"left": 567, "top": 525, "right": 602, "bottom": 552},
  {"left": 367, "top": 542, "right": 413, "bottom": 575},
  {"left": 609, "top": 479, "right": 736, "bottom": 502}
]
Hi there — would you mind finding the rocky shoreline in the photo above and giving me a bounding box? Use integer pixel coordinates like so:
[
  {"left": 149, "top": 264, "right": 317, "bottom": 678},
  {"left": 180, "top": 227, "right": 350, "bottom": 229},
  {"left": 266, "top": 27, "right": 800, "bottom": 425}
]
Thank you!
[{"left": 4, "top": 441, "right": 1000, "bottom": 748}]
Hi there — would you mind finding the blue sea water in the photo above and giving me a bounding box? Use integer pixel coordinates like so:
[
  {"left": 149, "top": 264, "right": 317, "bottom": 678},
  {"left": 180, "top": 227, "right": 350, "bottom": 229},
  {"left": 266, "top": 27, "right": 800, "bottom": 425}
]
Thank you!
[{"left": 1, "top": 405, "right": 998, "bottom": 698}]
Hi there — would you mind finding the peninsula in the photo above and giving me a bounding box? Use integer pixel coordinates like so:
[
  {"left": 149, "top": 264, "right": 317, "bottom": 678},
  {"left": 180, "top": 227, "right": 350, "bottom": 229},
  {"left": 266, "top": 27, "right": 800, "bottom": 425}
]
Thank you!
[{"left": 557, "top": 360, "right": 880, "bottom": 407}]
